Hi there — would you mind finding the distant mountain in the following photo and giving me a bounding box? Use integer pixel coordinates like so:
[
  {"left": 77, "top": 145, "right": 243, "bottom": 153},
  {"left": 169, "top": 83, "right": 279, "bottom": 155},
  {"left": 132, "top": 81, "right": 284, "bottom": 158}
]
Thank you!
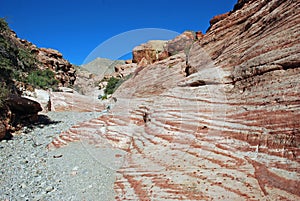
[{"left": 81, "top": 58, "right": 125, "bottom": 76}]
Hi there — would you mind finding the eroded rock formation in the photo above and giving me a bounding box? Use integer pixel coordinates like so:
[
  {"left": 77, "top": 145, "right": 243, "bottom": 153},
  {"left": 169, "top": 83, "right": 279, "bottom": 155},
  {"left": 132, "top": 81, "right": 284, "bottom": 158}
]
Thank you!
[
  {"left": 18, "top": 36, "right": 76, "bottom": 88},
  {"left": 36, "top": 48, "right": 76, "bottom": 87},
  {"left": 17, "top": 44, "right": 75, "bottom": 88},
  {"left": 166, "top": 31, "right": 197, "bottom": 56},
  {"left": 49, "top": 0, "right": 300, "bottom": 199},
  {"left": 132, "top": 40, "right": 168, "bottom": 65}
]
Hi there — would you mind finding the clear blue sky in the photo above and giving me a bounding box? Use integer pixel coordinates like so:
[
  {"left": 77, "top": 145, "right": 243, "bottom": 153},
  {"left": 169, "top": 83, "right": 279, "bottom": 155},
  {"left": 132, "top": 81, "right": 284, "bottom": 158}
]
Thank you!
[{"left": 0, "top": 0, "right": 237, "bottom": 65}]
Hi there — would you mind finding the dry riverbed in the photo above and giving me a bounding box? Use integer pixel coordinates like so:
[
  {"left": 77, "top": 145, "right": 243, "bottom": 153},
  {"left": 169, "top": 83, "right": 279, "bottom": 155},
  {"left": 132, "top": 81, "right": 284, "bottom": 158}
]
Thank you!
[{"left": 0, "top": 111, "right": 124, "bottom": 201}]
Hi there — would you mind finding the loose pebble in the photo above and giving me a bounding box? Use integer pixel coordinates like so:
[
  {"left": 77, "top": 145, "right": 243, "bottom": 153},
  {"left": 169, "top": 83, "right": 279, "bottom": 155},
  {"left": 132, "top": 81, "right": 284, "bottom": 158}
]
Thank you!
[{"left": 0, "top": 111, "right": 113, "bottom": 200}]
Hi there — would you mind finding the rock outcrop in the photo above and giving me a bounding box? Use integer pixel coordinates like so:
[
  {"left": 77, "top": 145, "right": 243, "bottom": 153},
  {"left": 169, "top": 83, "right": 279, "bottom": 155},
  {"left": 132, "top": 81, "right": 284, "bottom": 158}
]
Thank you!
[
  {"left": 36, "top": 48, "right": 76, "bottom": 87},
  {"left": 166, "top": 31, "right": 196, "bottom": 55},
  {"left": 114, "top": 63, "right": 138, "bottom": 78},
  {"left": 18, "top": 35, "right": 76, "bottom": 88},
  {"left": 73, "top": 67, "right": 103, "bottom": 96},
  {"left": 132, "top": 40, "right": 168, "bottom": 65},
  {"left": 49, "top": 0, "right": 300, "bottom": 200},
  {"left": 22, "top": 89, "right": 51, "bottom": 113},
  {"left": 132, "top": 31, "right": 202, "bottom": 66}
]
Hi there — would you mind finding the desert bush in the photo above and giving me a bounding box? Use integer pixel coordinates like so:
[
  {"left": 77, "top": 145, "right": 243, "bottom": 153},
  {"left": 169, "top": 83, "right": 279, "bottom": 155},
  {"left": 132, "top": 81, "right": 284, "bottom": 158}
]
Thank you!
[
  {"left": 104, "top": 77, "right": 120, "bottom": 95},
  {"left": 103, "top": 74, "right": 132, "bottom": 96},
  {"left": 0, "top": 83, "right": 9, "bottom": 108},
  {"left": 26, "top": 69, "right": 58, "bottom": 89},
  {"left": 17, "top": 48, "right": 37, "bottom": 71},
  {"left": 0, "top": 18, "right": 8, "bottom": 31},
  {"left": 101, "top": 94, "right": 108, "bottom": 100}
]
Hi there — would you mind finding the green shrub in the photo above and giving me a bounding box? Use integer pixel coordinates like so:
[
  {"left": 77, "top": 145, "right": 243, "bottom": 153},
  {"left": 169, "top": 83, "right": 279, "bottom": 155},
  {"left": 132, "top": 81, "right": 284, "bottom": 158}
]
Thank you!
[
  {"left": 17, "top": 48, "right": 37, "bottom": 71},
  {"left": 101, "top": 94, "right": 108, "bottom": 100},
  {"left": 26, "top": 69, "right": 58, "bottom": 89},
  {"left": 103, "top": 74, "right": 132, "bottom": 96},
  {"left": 104, "top": 77, "right": 120, "bottom": 95},
  {"left": 0, "top": 83, "right": 9, "bottom": 108},
  {"left": 0, "top": 18, "right": 8, "bottom": 31},
  {"left": 0, "top": 18, "right": 39, "bottom": 85}
]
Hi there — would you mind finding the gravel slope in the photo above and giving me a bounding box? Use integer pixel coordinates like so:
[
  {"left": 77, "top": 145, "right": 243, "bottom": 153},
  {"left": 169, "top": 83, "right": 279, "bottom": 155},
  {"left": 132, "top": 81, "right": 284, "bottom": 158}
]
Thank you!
[{"left": 0, "top": 111, "right": 124, "bottom": 201}]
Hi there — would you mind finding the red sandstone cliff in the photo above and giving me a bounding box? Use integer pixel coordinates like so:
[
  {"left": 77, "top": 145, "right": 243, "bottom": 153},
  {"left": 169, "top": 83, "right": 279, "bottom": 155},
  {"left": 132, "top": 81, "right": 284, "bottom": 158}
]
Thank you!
[{"left": 50, "top": 0, "right": 300, "bottom": 200}]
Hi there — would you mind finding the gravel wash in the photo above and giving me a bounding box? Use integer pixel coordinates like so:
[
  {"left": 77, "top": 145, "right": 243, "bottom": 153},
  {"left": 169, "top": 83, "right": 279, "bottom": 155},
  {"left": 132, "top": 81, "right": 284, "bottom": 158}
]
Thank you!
[{"left": 0, "top": 111, "right": 125, "bottom": 201}]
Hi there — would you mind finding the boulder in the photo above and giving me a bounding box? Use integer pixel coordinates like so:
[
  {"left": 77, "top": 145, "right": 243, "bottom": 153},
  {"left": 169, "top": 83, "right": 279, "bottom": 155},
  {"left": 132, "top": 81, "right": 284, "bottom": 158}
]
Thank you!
[
  {"left": 195, "top": 31, "right": 204, "bottom": 40},
  {"left": 22, "top": 89, "right": 51, "bottom": 113},
  {"left": 165, "top": 31, "right": 195, "bottom": 56},
  {"left": 7, "top": 94, "right": 42, "bottom": 115}
]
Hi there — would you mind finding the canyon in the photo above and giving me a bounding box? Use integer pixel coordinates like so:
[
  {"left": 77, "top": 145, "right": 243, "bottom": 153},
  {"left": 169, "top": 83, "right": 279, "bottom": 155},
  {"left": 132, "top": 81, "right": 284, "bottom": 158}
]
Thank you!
[{"left": 47, "top": 0, "right": 300, "bottom": 200}]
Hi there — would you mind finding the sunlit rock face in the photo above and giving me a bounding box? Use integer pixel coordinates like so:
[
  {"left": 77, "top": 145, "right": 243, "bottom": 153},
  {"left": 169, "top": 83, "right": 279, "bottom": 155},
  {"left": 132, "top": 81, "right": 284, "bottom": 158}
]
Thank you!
[
  {"left": 18, "top": 38, "right": 76, "bottom": 88},
  {"left": 50, "top": 91, "right": 104, "bottom": 112},
  {"left": 36, "top": 48, "right": 76, "bottom": 87},
  {"left": 132, "top": 40, "right": 168, "bottom": 65},
  {"left": 49, "top": 0, "right": 300, "bottom": 199}
]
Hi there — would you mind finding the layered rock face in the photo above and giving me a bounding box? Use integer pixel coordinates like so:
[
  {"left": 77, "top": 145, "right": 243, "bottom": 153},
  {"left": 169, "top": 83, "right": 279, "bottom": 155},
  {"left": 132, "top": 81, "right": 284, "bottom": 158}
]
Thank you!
[
  {"left": 50, "top": 0, "right": 300, "bottom": 200},
  {"left": 50, "top": 91, "right": 104, "bottom": 112}
]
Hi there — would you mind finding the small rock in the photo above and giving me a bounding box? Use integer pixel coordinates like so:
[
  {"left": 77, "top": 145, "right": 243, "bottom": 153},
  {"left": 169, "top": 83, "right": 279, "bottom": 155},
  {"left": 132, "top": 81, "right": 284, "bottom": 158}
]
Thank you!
[
  {"left": 45, "top": 185, "right": 54, "bottom": 193},
  {"left": 0, "top": 140, "right": 7, "bottom": 144},
  {"left": 20, "top": 183, "right": 27, "bottom": 189},
  {"left": 70, "top": 171, "right": 77, "bottom": 176}
]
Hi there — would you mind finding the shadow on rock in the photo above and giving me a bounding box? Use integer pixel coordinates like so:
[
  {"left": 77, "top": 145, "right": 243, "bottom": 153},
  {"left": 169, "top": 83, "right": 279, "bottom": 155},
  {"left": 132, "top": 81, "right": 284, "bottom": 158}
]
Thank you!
[{"left": 26, "top": 114, "right": 61, "bottom": 129}]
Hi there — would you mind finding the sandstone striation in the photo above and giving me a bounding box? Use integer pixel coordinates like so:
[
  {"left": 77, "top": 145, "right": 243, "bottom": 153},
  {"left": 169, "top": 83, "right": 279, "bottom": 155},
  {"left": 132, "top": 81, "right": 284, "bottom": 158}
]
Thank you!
[
  {"left": 49, "top": 0, "right": 300, "bottom": 200},
  {"left": 50, "top": 91, "right": 104, "bottom": 112}
]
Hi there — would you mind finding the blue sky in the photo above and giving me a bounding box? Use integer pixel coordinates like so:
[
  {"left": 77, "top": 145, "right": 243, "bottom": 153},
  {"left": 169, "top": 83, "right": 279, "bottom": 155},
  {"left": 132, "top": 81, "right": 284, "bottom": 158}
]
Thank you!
[{"left": 0, "top": 0, "right": 237, "bottom": 65}]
